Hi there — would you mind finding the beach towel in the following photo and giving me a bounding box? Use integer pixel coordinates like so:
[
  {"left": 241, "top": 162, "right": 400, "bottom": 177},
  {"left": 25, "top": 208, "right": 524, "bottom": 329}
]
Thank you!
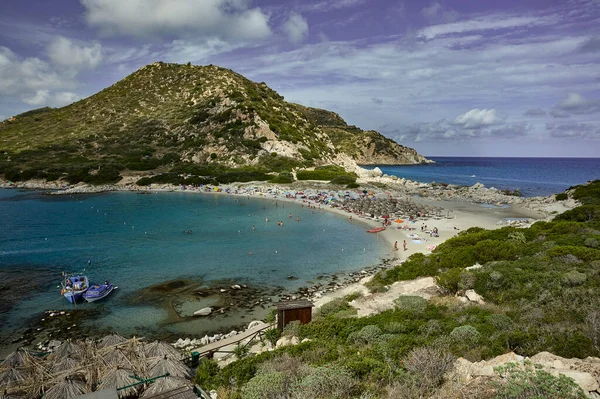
[
  {"left": 412, "top": 239, "right": 424, "bottom": 244},
  {"left": 408, "top": 233, "right": 419, "bottom": 238}
]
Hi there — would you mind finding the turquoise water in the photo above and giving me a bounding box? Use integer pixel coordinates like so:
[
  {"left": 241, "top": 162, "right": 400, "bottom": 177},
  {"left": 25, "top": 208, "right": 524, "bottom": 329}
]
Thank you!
[
  {"left": 367, "top": 157, "right": 600, "bottom": 197},
  {"left": 0, "top": 189, "right": 390, "bottom": 341}
]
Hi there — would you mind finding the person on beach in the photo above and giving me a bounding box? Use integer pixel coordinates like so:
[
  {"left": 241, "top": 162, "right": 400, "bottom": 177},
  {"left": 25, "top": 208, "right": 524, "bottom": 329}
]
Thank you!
[
  {"left": 394, "top": 241, "right": 398, "bottom": 251},
  {"left": 252, "top": 225, "right": 255, "bottom": 231},
  {"left": 349, "top": 215, "right": 353, "bottom": 221},
  {"left": 266, "top": 217, "right": 269, "bottom": 222},
  {"left": 403, "top": 240, "right": 407, "bottom": 251},
  {"left": 289, "top": 213, "right": 292, "bottom": 218}
]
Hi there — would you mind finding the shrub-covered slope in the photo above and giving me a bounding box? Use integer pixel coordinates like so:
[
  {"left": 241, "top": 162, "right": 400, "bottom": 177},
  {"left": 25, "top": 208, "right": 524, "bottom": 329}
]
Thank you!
[{"left": 0, "top": 62, "right": 428, "bottom": 184}]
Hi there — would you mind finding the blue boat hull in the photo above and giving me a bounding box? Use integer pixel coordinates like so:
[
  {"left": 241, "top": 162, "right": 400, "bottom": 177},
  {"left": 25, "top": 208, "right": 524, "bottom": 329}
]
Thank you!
[
  {"left": 64, "top": 291, "right": 85, "bottom": 303},
  {"left": 82, "top": 284, "right": 114, "bottom": 302}
]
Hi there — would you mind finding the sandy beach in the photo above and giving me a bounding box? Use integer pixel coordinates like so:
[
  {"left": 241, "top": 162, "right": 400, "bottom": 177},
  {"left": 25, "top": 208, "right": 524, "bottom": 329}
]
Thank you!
[{"left": 0, "top": 175, "right": 572, "bottom": 353}]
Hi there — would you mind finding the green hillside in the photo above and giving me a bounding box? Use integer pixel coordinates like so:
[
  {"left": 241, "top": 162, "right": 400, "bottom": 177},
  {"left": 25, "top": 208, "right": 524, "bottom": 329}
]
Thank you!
[{"left": 0, "top": 62, "right": 428, "bottom": 185}]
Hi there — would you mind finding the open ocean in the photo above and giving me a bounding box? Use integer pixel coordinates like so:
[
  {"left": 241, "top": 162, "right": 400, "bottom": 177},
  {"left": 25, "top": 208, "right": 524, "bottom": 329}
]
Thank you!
[
  {"left": 368, "top": 157, "right": 600, "bottom": 197},
  {"left": 0, "top": 190, "right": 390, "bottom": 350}
]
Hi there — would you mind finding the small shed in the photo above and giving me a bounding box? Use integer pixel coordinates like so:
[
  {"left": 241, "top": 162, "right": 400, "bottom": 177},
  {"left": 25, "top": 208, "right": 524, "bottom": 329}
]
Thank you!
[{"left": 274, "top": 300, "right": 314, "bottom": 331}]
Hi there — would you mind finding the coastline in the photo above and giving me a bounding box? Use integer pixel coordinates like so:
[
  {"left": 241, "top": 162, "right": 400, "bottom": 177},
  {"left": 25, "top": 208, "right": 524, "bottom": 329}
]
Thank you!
[{"left": 0, "top": 174, "right": 579, "bottom": 355}]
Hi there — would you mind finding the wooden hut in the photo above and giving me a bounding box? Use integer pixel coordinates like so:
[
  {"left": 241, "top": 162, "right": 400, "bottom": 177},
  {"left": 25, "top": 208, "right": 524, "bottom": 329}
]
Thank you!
[{"left": 274, "top": 300, "right": 314, "bottom": 331}]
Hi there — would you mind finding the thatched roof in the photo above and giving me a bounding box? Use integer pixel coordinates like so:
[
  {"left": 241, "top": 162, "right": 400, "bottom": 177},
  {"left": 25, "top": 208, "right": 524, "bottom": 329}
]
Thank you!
[
  {"left": 43, "top": 377, "right": 87, "bottom": 399},
  {"left": 148, "top": 358, "right": 191, "bottom": 379},
  {"left": 50, "top": 356, "right": 80, "bottom": 374},
  {"left": 52, "top": 340, "right": 83, "bottom": 360},
  {"left": 140, "top": 376, "right": 190, "bottom": 398},
  {"left": 0, "top": 367, "right": 28, "bottom": 387},
  {"left": 144, "top": 342, "right": 180, "bottom": 359},
  {"left": 98, "top": 334, "right": 127, "bottom": 349},
  {"left": 97, "top": 367, "right": 140, "bottom": 398},
  {"left": 101, "top": 348, "right": 133, "bottom": 369},
  {"left": 1, "top": 348, "right": 34, "bottom": 368}
]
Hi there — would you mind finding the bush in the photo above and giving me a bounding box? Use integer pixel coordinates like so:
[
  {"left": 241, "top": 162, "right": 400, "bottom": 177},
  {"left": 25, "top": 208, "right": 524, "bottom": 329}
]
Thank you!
[
  {"left": 242, "top": 371, "right": 288, "bottom": 399},
  {"left": 270, "top": 171, "right": 294, "bottom": 184},
  {"left": 263, "top": 328, "right": 280, "bottom": 346},
  {"left": 450, "top": 325, "right": 481, "bottom": 347},
  {"left": 394, "top": 296, "right": 428, "bottom": 313},
  {"left": 562, "top": 270, "right": 587, "bottom": 286},
  {"left": 291, "top": 366, "right": 358, "bottom": 399},
  {"left": 485, "top": 314, "right": 515, "bottom": 331},
  {"left": 346, "top": 182, "right": 360, "bottom": 189},
  {"left": 194, "top": 359, "right": 220, "bottom": 388},
  {"left": 282, "top": 320, "right": 301, "bottom": 338},
  {"left": 347, "top": 325, "right": 382, "bottom": 345},
  {"left": 318, "top": 298, "right": 354, "bottom": 317},
  {"left": 493, "top": 362, "right": 586, "bottom": 399},
  {"left": 329, "top": 175, "right": 356, "bottom": 185},
  {"left": 556, "top": 193, "right": 568, "bottom": 201},
  {"left": 403, "top": 346, "right": 456, "bottom": 390}
]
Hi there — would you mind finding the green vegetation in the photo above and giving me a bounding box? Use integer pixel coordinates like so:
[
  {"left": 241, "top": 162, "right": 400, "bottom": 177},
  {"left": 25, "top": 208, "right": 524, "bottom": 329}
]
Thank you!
[
  {"left": 193, "top": 181, "right": 600, "bottom": 397},
  {"left": 296, "top": 165, "right": 357, "bottom": 181},
  {"left": 0, "top": 62, "right": 425, "bottom": 184}
]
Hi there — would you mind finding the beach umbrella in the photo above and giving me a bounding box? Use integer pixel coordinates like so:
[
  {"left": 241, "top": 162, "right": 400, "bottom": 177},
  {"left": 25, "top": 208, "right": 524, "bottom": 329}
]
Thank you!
[
  {"left": 101, "top": 347, "right": 133, "bottom": 369},
  {"left": 50, "top": 356, "right": 80, "bottom": 374},
  {"left": 148, "top": 357, "right": 191, "bottom": 379},
  {"left": 43, "top": 377, "right": 87, "bottom": 399},
  {"left": 52, "top": 340, "right": 82, "bottom": 360},
  {"left": 1, "top": 348, "right": 34, "bottom": 369},
  {"left": 98, "top": 334, "right": 127, "bottom": 349},
  {"left": 0, "top": 367, "right": 28, "bottom": 387},
  {"left": 140, "top": 376, "right": 191, "bottom": 398},
  {"left": 97, "top": 367, "right": 140, "bottom": 398},
  {"left": 144, "top": 342, "right": 180, "bottom": 360}
]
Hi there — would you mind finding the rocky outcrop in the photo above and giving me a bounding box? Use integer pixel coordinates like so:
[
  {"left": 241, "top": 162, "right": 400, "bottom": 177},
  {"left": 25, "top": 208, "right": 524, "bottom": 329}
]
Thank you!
[{"left": 449, "top": 351, "right": 600, "bottom": 397}]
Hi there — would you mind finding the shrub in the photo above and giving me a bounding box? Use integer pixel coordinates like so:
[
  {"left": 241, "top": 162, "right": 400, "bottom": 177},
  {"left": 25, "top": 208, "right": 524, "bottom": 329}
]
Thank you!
[
  {"left": 485, "top": 314, "right": 515, "bottom": 331},
  {"left": 493, "top": 362, "right": 586, "bottom": 399},
  {"left": 233, "top": 342, "right": 250, "bottom": 359},
  {"left": 282, "top": 320, "right": 301, "bottom": 338},
  {"left": 242, "top": 371, "right": 288, "bottom": 399},
  {"left": 194, "top": 359, "right": 220, "bottom": 388},
  {"left": 394, "top": 296, "right": 428, "bottom": 313},
  {"left": 562, "top": 270, "right": 587, "bottom": 286},
  {"left": 263, "top": 328, "right": 280, "bottom": 346},
  {"left": 556, "top": 193, "right": 568, "bottom": 201},
  {"left": 291, "top": 366, "right": 358, "bottom": 399},
  {"left": 346, "top": 182, "right": 360, "bottom": 189},
  {"left": 318, "top": 298, "right": 354, "bottom": 317},
  {"left": 450, "top": 325, "right": 481, "bottom": 347},
  {"left": 270, "top": 171, "right": 294, "bottom": 184},
  {"left": 330, "top": 175, "right": 356, "bottom": 185},
  {"left": 403, "top": 346, "right": 456, "bottom": 390},
  {"left": 347, "top": 325, "right": 382, "bottom": 345}
]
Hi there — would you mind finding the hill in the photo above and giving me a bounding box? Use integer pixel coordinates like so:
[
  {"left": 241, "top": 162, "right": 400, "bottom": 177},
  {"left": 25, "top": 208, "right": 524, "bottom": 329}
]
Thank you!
[{"left": 0, "top": 62, "right": 429, "bottom": 185}]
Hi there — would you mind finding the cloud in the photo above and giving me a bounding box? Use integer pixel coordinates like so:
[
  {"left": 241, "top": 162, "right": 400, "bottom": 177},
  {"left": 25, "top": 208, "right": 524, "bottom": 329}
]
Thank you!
[
  {"left": 47, "top": 36, "right": 102, "bottom": 72},
  {"left": 54, "top": 92, "right": 80, "bottom": 105},
  {"left": 524, "top": 108, "right": 546, "bottom": 116},
  {"left": 453, "top": 108, "right": 502, "bottom": 129},
  {"left": 418, "top": 15, "right": 555, "bottom": 40},
  {"left": 549, "top": 109, "right": 570, "bottom": 118},
  {"left": 298, "top": 0, "right": 369, "bottom": 13},
  {"left": 578, "top": 37, "right": 600, "bottom": 53},
  {"left": 546, "top": 122, "right": 600, "bottom": 139},
  {"left": 555, "top": 93, "right": 600, "bottom": 114},
  {"left": 490, "top": 123, "right": 532, "bottom": 137},
  {"left": 283, "top": 12, "right": 309, "bottom": 44},
  {"left": 22, "top": 90, "right": 50, "bottom": 105},
  {"left": 371, "top": 97, "right": 383, "bottom": 105},
  {"left": 81, "top": 0, "right": 271, "bottom": 42},
  {"left": 21, "top": 90, "right": 80, "bottom": 106},
  {"left": 421, "top": 2, "right": 458, "bottom": 23}
]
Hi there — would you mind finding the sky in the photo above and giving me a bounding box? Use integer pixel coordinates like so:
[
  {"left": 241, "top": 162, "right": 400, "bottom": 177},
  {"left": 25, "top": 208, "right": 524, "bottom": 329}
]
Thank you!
[{"left": 0, "top": 0, "right": 599, "bottom": 157}]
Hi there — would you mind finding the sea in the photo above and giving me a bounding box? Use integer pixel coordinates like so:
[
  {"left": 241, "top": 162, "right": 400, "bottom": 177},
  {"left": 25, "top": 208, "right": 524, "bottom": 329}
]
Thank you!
[
  {"left": 367, "top": 157, "right": 600, "bottom": 197},
  {"left": 0, "top": 189, "right": 390, "bottom": 353}
]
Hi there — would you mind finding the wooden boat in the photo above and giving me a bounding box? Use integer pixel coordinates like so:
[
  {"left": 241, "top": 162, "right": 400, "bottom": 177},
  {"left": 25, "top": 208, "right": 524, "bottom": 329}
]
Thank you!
[
  {"left": 366, "top": 227, "right": 386, "bottom": 233},
  {"left": 61, "top": 274, "right": 89, "bottom": 303},
  {"left": 83, "top": 282, "right": 115, "bottom": 302}
]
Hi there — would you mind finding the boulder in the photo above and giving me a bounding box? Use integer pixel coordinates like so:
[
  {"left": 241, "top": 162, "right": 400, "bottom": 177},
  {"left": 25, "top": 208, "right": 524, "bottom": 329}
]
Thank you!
[
  {"left": 194, "top": 307, "right": 212, "bottom": 316},
  {"left": 231, "top": 284, "right": 242, "bottom": 290},
  {"left": 247, "top": 320, "right": 266, "bottom": 330},
  {"left": 465, "top": 289, "right": 485, "bottom": 304},
  {"left": 276, "top": 336, "right": 293, "bottom": 348},
  {"left": 550, "top": 369, "right": 599, "bottom": 392},
  {"left": 486, "top": 352, "right": 524, "bottom": 367}
]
